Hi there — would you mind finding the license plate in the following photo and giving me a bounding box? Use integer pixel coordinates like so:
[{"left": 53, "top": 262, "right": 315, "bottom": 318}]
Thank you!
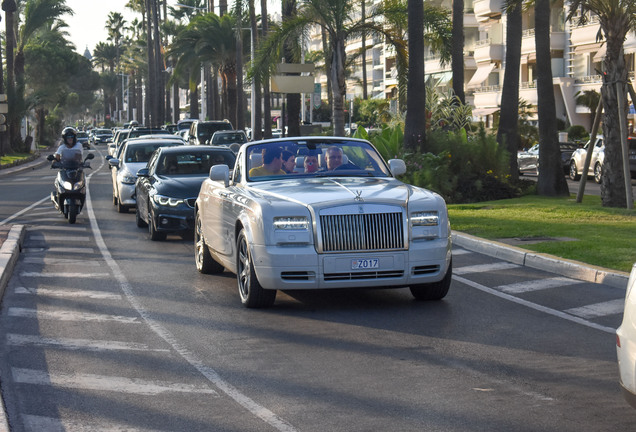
[{"left": 351, "top": 259, "right": 379, "bottom": 270}]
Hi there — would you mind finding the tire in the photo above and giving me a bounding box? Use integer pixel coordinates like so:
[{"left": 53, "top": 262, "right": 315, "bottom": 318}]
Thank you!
[
  {"left": 236, "top": 229, "right": 276, "bottom": 308},
  {"left": 135, "top": 207, "right": 147, "bottom": 228},
  {"left": 409, "top": 259, "right": 452, "bottom": 301},
  {"left": 68, "top": 202, "right": 77, "bottom": 224},
  {"left": 569, "top": 161, "right": 580, "bottom": 181},
  {"left": 117, "top": 198, "right": 128, "bottom": 213},
  {"left": 195, "top": 213, "right": 224, "bottom": 274},
  {"left": 594, "top": 162, "right": 602, "bottom": 184},
  {"left": 148, "top": 211, "right": 167, "bottom": 241},
  {"left": 113, "top": 194, "right": 117, "bottom": 206}
]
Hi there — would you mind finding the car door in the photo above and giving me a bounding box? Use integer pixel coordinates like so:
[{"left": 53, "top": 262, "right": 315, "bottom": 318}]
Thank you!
[{"left": 588, "top": 138, "right": 603, "bottom": 176}]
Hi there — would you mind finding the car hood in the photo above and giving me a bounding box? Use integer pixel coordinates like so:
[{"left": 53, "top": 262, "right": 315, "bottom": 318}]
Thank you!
[
  {"left": 248, "top": 177, "right": 441, "bottom": 208},
  {"left": 156, "top": 175, "right": 207, "bottom": 198},
  {"left": 123, "top": 162, "right": 148, "bottom": 175}
]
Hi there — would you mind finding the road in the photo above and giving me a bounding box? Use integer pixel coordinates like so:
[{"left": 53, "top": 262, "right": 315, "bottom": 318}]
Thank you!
[{"left": 0, "top": 149, "right": 634, "bottom": 431}]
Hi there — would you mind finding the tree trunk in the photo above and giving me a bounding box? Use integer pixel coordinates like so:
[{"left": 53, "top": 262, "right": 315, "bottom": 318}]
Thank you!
[
  {"left": 249, "top": 0, "right": 262, "bottom": 140},
  {"left": 497, "top": 0, "right": 521, "bottom": 180},
  {"left": 534, "top": 0, "right": 569, "bottom": 196},
  {"left": 261, "top": 0, "right": 271, "bottom": 138},
  {"left": 331, "top": 38, "right": 347, "bottom": 137},
  {"left": 321, "top": 26, "right": 333, "bottom": 126},
  {"left": 361, "top": 0, "right": 367, "bottom": 100},
  {"left": 283, "top": 0, "right": 300, "bottom": 137},
  {"left": 451, "top": 0, "right": 465, "bottom": 104},
  {"left": 3, "top": 0, "right": 17, "bottom": 150},
  {"left": 190, "top": 86, "right": 200, "bottom": 120},
  {"left": 151, "top": 0, "right": 164, "bottom": 125},
  {"left": 600, "top": 36, "right": 630, "bottom": 207},
  {"left": 404, "top": 0, "right": 426, "bottom": 152},
  {"left": 236, "top": 12, "right": 245, "bottom": 131},
  {"left": 145, "top": 0, "right": 155, "bottom": 126}
]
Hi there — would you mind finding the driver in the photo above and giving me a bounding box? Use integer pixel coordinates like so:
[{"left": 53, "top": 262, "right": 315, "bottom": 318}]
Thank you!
[{"left": 54, "top": 127, "right": 83, "bottom": 164}]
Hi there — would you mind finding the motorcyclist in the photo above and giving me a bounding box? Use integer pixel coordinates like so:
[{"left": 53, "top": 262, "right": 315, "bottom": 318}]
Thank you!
[{"left": 54, "top": 127, "right": 83, "bottom": 164}]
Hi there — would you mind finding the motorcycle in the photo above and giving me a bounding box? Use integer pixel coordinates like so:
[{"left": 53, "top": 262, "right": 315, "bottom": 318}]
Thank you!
[{"left": 47, "top": 153, "right": 95, "bottom": 224}]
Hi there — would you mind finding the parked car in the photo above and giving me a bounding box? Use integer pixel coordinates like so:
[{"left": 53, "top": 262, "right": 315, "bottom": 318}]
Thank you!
[
  {"left": 188, "top": 120, "right": 234, "bottom": 146},
  {"left": 208, "top": 130, "right": 248, "bottom": 146},
  {"left": 77, "top": 131, "right": 90, "bottom": 149},
  {"left": 617, "top": 263, "right": 636, "bottom": 409},
  {"left": 569, "top": 136, "right": 604, "bottom": 183},
  {"left": 91, "top": 128, "right": 114, "bottom": 145},
  {"left": 105, "top": 137, "right": 185, "bottom": 213},
  {"left": 194, "top": 137, "right": 452, "bottom": 308},
  {"left": 177, "top": 118, "right": 197, "bottom": 132},
  {"left": 518, "top": 142, "right": 578, "bottom": 176},
  {"left": 135, "top": 145, "right": 236, "bottom": 241}
]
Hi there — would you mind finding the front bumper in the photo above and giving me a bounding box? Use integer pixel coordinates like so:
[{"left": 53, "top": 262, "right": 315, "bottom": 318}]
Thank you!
[
  {"left": 251, "top": 237, "right": 452, "bottom": 290},
  {"left": 151, "top": 205, "right": 195, "bottom": 233},
  {"left": 118, "top": 183, "right": 136, "bottom": 206}
]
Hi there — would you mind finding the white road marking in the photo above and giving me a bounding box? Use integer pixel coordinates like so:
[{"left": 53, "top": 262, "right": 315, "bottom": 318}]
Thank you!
[
  {"left": 453, "top": 275, "right": 616, "bottom": 334},
  {"left": 19, "top": 272, "right": 109, "bottom": 278},
  {"left": 29, "top": 218, "right": 72, "bottom": 223},
  {"left": 31, "top": 235, "right": 91, "bottom": 242},
  {"left": 82, "top": 172, "right": 300, "bottom": 432},
  {"left": 565, "top": 299, "right": 625, "bottom": 319},
  {"left": 12, "top": 368, "right": 219, "bottom": 396},
  {"left": 452, "top": 248, "right": 472, "bottom": 256},
  {"left": 46, "top": 247, "right": 95, "bottom": 253},
  {"left": 23, "top": 415, "right": 159, "bottom": 432},
  {"left": 454, "top": 262, "right": 520, "bottom": 275},
  {"left": 8, "top": 308, "right": 140, "bottom": 323},
  {"left": 496, "top": 277, "right": 580, "bottom": 294},
  {"left": 28, "top": 225, "right": 87, "bottom": 231},
  {"left": 22, "top": 257, "right": 101, "bottom": 266},
  {"left": 14, "top": 287, "right": 121, "bottom": 300},
  {"left": 0, "top": 196, "right": 49, "bottom": 225},
  {"left": 6, "top": 334, "right": 169, "bottom": 353}
]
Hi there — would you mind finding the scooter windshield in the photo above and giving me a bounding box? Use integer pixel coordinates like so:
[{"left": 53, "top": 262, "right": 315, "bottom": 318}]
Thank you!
[{"left": 60, "top": 160, "right": 81, "bottom": 170}]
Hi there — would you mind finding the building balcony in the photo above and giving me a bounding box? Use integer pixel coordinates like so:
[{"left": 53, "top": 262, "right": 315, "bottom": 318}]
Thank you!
[
  {"left": 473, "top": 0, "right": 503, "bottom": 21},
  {"left": 474, "top": 40, "right": 504, "bottom": 62}
]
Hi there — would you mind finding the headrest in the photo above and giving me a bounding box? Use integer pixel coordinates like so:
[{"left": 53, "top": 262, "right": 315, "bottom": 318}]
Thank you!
[{"left": 249, "top": 152, "right": 262, "bottom": 169}]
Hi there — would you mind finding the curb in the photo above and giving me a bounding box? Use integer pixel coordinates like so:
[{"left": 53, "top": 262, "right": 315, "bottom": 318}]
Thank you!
[
  {"left": 452, "top": 231, "right": 630, "bottom": 290},
  {"left": 0, "top": 153, "right": 50, "bottom": 177},
  {"left": 0, "top": 224, "right": 25, "bottom": 432}
]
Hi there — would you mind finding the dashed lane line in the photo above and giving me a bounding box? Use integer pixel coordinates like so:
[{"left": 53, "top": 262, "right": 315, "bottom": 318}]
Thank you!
[
  {"left": 12, "top": 368, "right": 219, "bottom": 396},
  {"left": 6, "top": 334, "right": 169, "bottom": 353},
  {"left": 565, "top": 299, "right": 625, "bottom": 319},
  {"left": 22, "top": 257, "right": 102, "bottom": 266},
  {"left": 454, "top": 262, "right": 520, "bottom": 275},
  {"left": 19, "top": 271, "right": 110, "bottom": 278},
  {"left": 496, "top": 276, "right": 580, "bottom": 294},
  {"left": 8, "top": 308, "right": 140, "bottom": 324},
  {"left": 14, "top": 287, "right": 121, "bottom": 300},
  {"left": 23, "top": 415, "right": 158, "bottom": 432}
]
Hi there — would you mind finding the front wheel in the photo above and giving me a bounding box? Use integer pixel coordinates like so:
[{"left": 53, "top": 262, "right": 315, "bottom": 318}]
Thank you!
[
  {"left": 594, "top": 162, "right": 603, "bottom": 184},
  {"left": 569, "top": 161, "right": 580, "bottom": 181},
  {"left": 195, "top": 213, "right": 224, "bottom": 274},
  {"left": 68, "top": 202, "right": 77, "bottom": 224},
  {"left": 148, "top": 211, "right": 166, "bottom": 241},
  {"left": 236, "top": 229, "right": 276, "bottom": 308},
  {"left": 409, "top": 259, "right": 452, "bottom": 301}
]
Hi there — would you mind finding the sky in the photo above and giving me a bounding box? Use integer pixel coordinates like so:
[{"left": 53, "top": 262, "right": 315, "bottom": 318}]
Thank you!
[{"left": 64, "top": 0, "right": 280, "bottom": 56}]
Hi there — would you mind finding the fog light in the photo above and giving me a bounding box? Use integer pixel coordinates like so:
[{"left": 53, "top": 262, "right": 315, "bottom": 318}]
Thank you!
[{"left": 161, "top": 218, "right": 169, "bottom": 225}]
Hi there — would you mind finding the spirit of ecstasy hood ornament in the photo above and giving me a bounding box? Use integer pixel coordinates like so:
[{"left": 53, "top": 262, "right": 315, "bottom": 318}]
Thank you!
[{"left": 354, "top": 190, "right": 364, "bottom": 202}]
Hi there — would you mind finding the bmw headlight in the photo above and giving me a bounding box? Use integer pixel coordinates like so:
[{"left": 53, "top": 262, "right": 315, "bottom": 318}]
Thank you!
[
  {"left": 152, "top": 194, "right": 184, "bottom": 207},
  {"left": 411, "top": 211, "right": 439, "bottom": 226},
  {"left": 273, "top": 216, "right": 309, "bottom": 230}
]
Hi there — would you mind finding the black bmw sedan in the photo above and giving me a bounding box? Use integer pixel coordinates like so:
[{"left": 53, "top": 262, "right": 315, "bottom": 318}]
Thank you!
[{"left": 135, "top": 145, "right": 236, "bottom": 240}]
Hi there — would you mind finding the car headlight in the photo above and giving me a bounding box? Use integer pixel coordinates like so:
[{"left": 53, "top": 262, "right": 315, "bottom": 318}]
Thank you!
[
  {"left": 273, "top": 216, "right": 309, "bottom": 230},
  {"left": 120, "top": 171, "right": 137, "bottom": 184},
  {"left": 152, "top": 194, "right": 185, "bottom": 207},
  {"left": 411, "top": 211, "right": 439, "bottom": 226}
]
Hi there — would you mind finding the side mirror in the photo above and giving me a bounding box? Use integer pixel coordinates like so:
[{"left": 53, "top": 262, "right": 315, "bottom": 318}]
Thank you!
[
  {"left": 85, "top": 153, "right": 95, "bottom": 160},
  {"left": 137, "top": 167, "right": 149, "bottom": 177},
  {"left": 209, "top": 164, "right": 230, "bottom": 187},
  {"left": 108, "top": 158, "right": 120, "bottom": 169},
  {"left": 388, "top": 159, "right": 406, "bottom": 177},
  {"left": 46, "top": 154, "right": 55, "bottom": 161}
]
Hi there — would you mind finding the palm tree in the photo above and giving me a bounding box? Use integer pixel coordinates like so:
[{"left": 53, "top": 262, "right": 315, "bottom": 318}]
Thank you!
[
  {"left": 568, "top": 1, "right": 636, "bottom": 207},
  {"left": 497, "top": 0, "right": 522, "bottom": 180},
  {"left": 535, "top": 0, "right": 569, "bottom": 196},
  {"left": 261, "top": 0, "right": 272, "bottom": 138},
  {"left": 255, "top": 0, "right": 407, "bottom": 137},
  {"left": 248, "top": 0, "right": 262, "bottom": 139},
  {"left": 2, "top": 0, "right": 17, "bottom": 150},
  {"left": 451, "top": 0, "right": 465, "bottom": 104},
  {"left": 106, "top": 12, "right": 126, "bottom": 67},
  {"left": 93, "top": 42, "right": 117, "bottom": 72}
]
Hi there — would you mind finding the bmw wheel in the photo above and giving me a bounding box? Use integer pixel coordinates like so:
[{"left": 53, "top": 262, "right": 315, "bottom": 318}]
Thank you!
[
  {"left": 236, "top": 229, "right": 276, "bottom": 308},
  {"left": 148, "top": 211, "right": 166, "bottom": 241},
  {"left": 195, "top": 213, "right": 224, "bottom": 274}
]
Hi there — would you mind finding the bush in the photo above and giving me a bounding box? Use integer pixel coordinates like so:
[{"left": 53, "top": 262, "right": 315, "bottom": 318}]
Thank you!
[{"left": 567, "top": 125, "right": 589, "bottom": 141}]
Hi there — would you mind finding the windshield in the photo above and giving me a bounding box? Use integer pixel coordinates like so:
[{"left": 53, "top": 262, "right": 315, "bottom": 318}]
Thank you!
[
  {"left": 245, "top": 140, "right": 391, "bottom": 182},
  {"left": 124, "top": 143, "right": 181, "bottom": 163},
  {"left": 212, "top": 132, "right": 247, "bottom": 145},
  {"left": 157, "top": 151, "right": 236, "bottom": 175}
]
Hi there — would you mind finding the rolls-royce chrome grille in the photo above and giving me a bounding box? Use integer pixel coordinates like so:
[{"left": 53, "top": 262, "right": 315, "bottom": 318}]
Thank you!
[{"left": 319, "top": 212, "right": 405, "bottom": 252}]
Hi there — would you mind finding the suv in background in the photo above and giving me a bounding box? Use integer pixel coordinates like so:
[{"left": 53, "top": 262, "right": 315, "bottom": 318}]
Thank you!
[
  {"left": 209, "top": 130, "right": 248, "bottom": 146},
  {"left": 188, "top": 120, "right": 233, "bottom": 146}
]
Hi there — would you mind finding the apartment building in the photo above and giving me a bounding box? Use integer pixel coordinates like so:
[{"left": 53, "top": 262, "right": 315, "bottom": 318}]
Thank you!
[{"left": 309, "top": 0, "right": 636, "bottom": 132}]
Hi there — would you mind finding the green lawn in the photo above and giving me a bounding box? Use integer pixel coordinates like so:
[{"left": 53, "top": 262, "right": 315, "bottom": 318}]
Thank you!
[
  {"left": 448, "top": 194, "right": 636, "bottom": 273},
  {"left": 0, "top": 152, "right": 32, "bottom": 167}
]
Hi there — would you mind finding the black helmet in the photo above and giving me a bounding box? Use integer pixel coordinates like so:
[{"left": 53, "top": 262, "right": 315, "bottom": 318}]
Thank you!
[{"left": 62, "top": 127, "right": 77, "bottom": 145}]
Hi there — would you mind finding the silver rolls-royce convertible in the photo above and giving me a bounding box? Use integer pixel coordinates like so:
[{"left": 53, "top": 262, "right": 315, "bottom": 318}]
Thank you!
[{"left": 194, "top": 137, "right": 452, "bottom": 308}]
